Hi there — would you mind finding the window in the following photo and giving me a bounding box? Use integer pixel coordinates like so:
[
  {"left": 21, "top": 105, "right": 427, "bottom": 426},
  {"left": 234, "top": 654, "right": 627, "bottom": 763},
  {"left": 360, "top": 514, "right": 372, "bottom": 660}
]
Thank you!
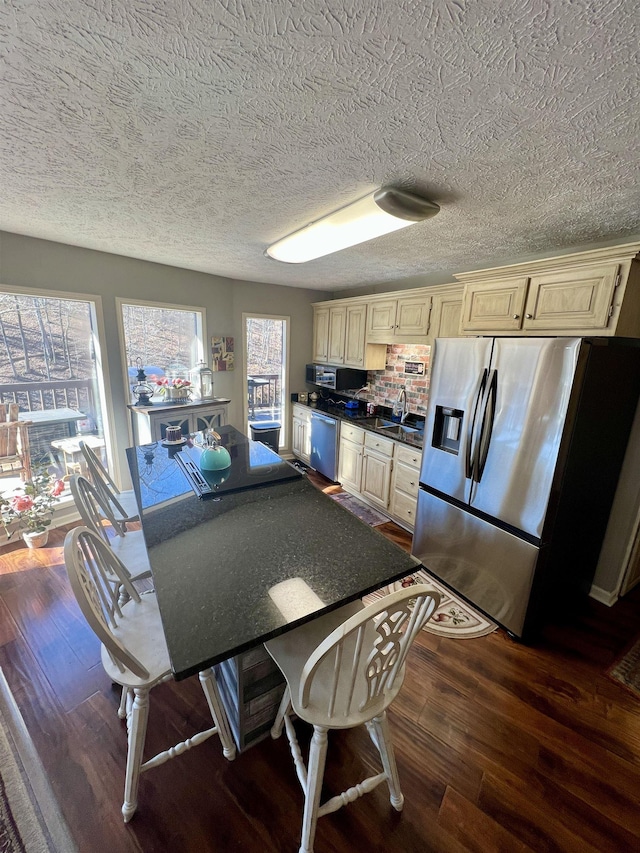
[
  {"left": 244, "top": 315, "right": 289, "bottom": 448},
  {"left": 118, "top": 300, "right": 206, "bottom": 400},
  {"left": 0, "top": 288, "right": 109, "bottom": 495}
]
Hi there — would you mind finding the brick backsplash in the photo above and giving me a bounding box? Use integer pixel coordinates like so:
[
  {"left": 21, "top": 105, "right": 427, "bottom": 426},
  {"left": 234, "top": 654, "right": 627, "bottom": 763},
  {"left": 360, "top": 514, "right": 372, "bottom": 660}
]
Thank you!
[{"left": 367, "top": 344, "right": 431, "bottom": 415}]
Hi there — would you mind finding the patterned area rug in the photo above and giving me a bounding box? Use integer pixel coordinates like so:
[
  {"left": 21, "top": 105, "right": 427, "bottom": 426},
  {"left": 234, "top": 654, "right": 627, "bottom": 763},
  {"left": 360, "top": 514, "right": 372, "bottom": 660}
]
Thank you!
[
  {"left": 363, "top": 568, "right": 498, "bottom": 639},
  {"left": 608, "top": 635, "right": 640, "bottom": 697},
  {"left": 0, "top": 669, "right": 77, "bottom": 852},
  {"left": 330, "top": 492, "right": 389, "bottom": 526}
]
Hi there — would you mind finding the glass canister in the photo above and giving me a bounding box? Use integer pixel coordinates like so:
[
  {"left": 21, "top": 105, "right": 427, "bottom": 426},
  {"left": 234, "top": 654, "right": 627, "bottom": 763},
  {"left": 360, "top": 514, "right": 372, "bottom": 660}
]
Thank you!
[{"left": 191, "top": 360, "right": 214, "bottom": 401}]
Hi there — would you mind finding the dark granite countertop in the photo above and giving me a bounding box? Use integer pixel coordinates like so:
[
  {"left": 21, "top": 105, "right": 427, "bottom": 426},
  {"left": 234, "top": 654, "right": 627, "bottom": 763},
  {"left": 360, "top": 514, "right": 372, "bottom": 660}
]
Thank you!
[
  {"left": 127, "top": 397, "right": 231, "bottom": 415},
  {"left": 295, "top": 398, "right": 425, "bottom": 448},
  {"left": 127, "top": 426, "right": 421, "bottom": 680}
]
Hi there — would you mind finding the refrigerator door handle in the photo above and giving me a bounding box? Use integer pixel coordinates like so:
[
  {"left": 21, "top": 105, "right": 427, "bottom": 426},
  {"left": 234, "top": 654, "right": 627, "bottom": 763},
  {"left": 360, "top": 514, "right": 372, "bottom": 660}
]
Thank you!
[
  {"left": 474, "top": 368, "right": 498, "bottom": 483},
  {"left": 465, "top": 368, "right": 488, "bottom": 483}
]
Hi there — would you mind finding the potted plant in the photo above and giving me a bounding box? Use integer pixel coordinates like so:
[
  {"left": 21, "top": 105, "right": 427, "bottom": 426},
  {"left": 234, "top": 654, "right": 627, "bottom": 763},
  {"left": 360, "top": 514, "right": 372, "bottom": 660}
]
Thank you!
[
  {"left": 155, "top": 377, "right": 192, "bottom": 402},
  {"left": 0, "top": 469, "right": 65, "bottom": 548}
]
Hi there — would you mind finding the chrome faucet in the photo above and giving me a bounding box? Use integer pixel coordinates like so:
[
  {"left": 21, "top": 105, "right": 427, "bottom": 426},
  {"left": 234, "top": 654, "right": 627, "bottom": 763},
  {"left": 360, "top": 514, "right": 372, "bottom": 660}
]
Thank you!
[{"left": 395, "top": 388, "right": 408, "bottom": 423}]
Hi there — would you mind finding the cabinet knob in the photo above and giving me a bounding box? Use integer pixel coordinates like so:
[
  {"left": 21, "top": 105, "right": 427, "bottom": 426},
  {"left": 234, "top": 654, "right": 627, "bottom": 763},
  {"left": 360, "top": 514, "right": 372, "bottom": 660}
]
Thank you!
[
  {"left": 513, "top": 314, "right": 520, "bottom": 319},
  {"left": 525, "top": 313, "right": 532, "bottom": 319}
]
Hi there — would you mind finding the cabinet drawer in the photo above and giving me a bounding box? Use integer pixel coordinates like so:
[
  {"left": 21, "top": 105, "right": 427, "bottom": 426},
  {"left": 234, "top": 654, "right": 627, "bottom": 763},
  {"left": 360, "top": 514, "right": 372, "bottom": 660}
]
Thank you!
[
  {"left": 292, "top": 404, "right": 312, "bottom": 423},
  {"left": 391, "top": 490, "right": 418, "bottom": 526},
  {"left": 364, "top": 432, "right": 394, "bottom": 457},
  {"left": 393, "top": 462, "right": 420, "bottom": 497},
  {"left": 394, "top": 444, "right": 422, "bottom": 469},
  {"left": 341, "top": 423, "right": 365, "bottom": 444}
]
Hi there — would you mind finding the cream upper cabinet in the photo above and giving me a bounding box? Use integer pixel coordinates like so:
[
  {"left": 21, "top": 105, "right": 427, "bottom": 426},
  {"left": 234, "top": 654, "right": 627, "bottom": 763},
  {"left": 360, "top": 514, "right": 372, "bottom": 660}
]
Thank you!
[
  {"left": 313, "top": 305, "right": 346, "bottom": 364},
  {"left": 524, "top": 264, "right": 619, "bottom": 331},
  {"left": 429, "top": 288, "right": 464, "bottom": 339},
  {"left": 313, "top": 299, "right": 387, "bottom": 369},
  {"left": 457, "top": 243, "right": 640, "bottom": 337},
  {"left": 343, "top": 303, "right": 367, "bottom": 367},
  {"left": 461, "top": 277, "right": 529, "bottom": 332},
  {"left": 366, "top": 295, "right": 432, "bottom": 343},
  {"left": 312, "top": 306, "right": 330, "bottom": 361}
]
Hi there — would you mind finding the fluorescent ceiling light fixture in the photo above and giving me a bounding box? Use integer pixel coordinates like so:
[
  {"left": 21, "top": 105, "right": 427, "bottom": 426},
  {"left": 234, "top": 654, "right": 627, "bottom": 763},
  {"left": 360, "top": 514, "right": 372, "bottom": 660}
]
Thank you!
[{"left": 266, "top": 186, "right": 440, "bottom": 263}]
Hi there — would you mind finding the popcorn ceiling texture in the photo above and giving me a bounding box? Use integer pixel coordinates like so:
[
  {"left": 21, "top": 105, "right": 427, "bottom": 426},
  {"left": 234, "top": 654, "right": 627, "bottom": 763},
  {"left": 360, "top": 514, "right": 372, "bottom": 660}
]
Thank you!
[{"left": 1, "top": 1, "right": 639, "bottom": 291}]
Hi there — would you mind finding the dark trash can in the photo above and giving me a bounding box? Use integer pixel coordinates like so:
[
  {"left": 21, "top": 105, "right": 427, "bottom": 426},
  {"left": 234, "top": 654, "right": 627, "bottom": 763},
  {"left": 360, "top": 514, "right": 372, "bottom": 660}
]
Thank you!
[{"left": 249, "top": 421, "right": 281, "bottom": 454}]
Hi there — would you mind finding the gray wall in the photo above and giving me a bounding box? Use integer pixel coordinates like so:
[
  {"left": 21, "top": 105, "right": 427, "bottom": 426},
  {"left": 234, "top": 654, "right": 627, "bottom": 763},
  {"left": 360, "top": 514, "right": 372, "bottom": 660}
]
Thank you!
[{"left": 0, "top": 231, "right": 318, "bottom": 479}]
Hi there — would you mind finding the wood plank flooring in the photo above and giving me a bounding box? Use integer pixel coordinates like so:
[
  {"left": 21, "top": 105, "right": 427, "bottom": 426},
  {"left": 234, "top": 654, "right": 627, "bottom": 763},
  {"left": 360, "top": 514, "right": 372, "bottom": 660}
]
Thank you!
[{"left": 1, "top": 471, "right": 640, "bottom": 852}]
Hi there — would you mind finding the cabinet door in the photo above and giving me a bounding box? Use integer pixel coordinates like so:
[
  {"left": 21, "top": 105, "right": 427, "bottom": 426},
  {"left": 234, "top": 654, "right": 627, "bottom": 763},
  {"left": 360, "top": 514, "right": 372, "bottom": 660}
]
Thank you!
[
  {"left": 361, "top": 450, "right": 392, "bottom": 508},
  {"left": 152, "top": 413, "right": 191, "bottom": 441},
  {"left": 327, "top": 306, "right": 346, "bottom": 364},
  {"left": 523, "top": 263, "right": 619, "bottom": 331},
  {"left": 431, "top": 291, "right": 463, "bottom": 339},
  {"left": 193, "top": 407, "right": 227, "bottom": 433},
  {"left": 343, "top": 304, "right": 367, "bottom": 367},
  {"left": 461, "top": 277, "right": 529, "bottom": 332},
  {"left": 313, "top": 307, "right": 330, "bottom": 362},
  {"left": 366, "top": 300, "right": 397, "bottom": 338},
  {"left": 292, "top": 417, "right": 304, "bottom": 458},
  {"left": 338, "top": 438, "right": 363, "bottom": 492},
  {"left": 395, "top": 296, "right": 431, "bottom": 340}
]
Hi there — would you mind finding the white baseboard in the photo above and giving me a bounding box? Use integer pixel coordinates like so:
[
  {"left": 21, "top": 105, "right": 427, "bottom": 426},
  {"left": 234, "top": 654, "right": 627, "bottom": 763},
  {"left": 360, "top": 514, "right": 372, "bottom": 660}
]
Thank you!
[{"left": 589, "top": 584, "right": 618, "bottom": 607}]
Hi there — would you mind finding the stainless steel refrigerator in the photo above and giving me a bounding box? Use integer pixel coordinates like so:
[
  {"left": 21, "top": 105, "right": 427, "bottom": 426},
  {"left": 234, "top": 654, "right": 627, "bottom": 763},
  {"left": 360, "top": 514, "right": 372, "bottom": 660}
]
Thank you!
[{"left": 412, "top": 336, "right": 640, "bottom": 639}]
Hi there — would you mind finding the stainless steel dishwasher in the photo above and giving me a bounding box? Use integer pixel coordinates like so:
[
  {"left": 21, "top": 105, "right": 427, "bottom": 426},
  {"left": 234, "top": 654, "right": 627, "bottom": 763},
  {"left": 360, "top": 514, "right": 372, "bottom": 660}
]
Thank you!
[{"left": 309, "top": 411, "right": 339, "bottom": 481}]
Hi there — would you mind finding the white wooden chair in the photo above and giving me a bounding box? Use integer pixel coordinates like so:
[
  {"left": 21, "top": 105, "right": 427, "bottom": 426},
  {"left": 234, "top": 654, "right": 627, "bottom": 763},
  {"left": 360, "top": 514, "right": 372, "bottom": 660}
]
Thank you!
[
  {"left": 265, "top": 585, "right": 440, "bottom": 853},
  {"left": 63, "top": 527, "right": 236, "bottom": 822},
  {"left": 69, "top": 474, "right": 151, "bottom": 579},
  {"left": 78, "top": 439, "right": 140, "bottom": 533}
]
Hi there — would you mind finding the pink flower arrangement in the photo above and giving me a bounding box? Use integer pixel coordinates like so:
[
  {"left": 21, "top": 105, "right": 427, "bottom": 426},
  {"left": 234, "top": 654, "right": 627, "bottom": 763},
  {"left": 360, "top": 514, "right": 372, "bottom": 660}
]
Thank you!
[
  {"left": 155, "top": 377, "right": 191, "bottom": 395},
  {"left": 1, "top": 470, "right": 64, "bottom": 537}
]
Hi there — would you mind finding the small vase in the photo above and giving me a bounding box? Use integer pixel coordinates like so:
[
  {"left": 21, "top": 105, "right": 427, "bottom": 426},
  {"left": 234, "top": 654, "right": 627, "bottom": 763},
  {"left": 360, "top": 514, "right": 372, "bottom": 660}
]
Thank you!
[
  {"left": 166, "top": 388, "right": 190, "bottom": 403},
  {"left": 22, "top": 530, "right": 49, "bottom": 549}
]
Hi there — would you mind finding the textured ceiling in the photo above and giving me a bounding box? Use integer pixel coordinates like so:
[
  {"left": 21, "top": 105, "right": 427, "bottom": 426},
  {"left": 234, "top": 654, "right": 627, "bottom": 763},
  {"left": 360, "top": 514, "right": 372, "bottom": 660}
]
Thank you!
[{"left": 1, "top": 0, "right": 639, "bottom": 291}]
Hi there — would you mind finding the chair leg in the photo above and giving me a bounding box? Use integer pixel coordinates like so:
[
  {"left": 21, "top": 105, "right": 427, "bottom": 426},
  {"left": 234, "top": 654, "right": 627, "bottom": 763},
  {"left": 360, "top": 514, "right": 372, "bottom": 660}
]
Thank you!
[
  {"left": 117, "top": 686, "right": 128, "bottom": 719},
  {"left": 370, "top": 712, "right": 404, "bottom": 811},
  {"left": 198, "top": 668, "right": 236, "bottom": 760},
  {"left": 271, "top": 686, "right": 291, "bottom": 739},
  {"left": 299, "top": 726, "right": 328, "bottom": 853},
  {"left": 122, "top": 687, "right": 150, "bottom": 823}
]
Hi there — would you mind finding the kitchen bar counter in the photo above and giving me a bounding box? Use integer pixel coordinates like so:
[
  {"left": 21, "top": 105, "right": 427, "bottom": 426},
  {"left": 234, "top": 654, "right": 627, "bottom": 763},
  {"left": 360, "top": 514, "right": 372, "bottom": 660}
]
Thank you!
[{"left": 127, "top": 426, "right": 420, "bottom": 681}]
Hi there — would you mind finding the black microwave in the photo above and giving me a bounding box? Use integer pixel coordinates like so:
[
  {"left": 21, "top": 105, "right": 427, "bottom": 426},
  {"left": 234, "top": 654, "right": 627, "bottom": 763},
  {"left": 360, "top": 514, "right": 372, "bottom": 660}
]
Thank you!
[{"left": 306, "top": 364, "right": 367, "bottom": 391}]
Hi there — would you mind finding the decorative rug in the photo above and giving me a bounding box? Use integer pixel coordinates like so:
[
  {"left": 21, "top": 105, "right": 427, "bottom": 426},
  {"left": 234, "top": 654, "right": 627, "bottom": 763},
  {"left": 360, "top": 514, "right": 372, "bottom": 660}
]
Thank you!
[
  {"left": 608, "top": 635, "right": 640, "bottom": 698},
  {"left": 0, "top": 669, "right": 77, "bottom": 852},
  {"left": 363, "top": 568, "right": 498, "bottom": 639},
  {"left": 330, "top": 492, "right": 389, "bottom": 527}
]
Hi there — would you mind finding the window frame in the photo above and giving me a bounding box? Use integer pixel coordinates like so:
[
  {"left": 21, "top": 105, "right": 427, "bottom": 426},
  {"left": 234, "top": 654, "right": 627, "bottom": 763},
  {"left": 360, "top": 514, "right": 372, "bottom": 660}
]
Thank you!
[
  {"left": 0, "top": 282, "right": 118, "bottom": 495},
  {"left": 115, "top": 297, "right": 208, "bottom": 413},
  {"left": 242, "top": 312, "right": 291, "bottom": 449}
]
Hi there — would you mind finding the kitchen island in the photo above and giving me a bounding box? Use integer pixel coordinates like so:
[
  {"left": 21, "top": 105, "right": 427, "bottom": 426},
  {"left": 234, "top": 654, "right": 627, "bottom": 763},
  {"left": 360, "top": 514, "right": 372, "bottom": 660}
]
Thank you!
[
  {"left": 126, "top": 426, "right": 420, "bottom": 679},
  {"left": 127, "top": 426, "right": 420, "bottom": 750}
]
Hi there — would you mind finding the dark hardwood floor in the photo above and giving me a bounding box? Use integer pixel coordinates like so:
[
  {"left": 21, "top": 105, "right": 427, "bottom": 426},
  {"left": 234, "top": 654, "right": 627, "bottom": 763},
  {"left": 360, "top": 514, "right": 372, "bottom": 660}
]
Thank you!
[{"left": 1, "top": 470, "right": 640, "bottom": 852}]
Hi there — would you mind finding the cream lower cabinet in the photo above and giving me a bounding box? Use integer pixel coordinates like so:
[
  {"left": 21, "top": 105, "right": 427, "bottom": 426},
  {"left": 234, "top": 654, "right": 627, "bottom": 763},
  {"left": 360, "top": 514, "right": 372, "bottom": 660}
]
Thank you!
[
  {"left": 292, "top": 404, "right": 311, "bottom": 464},
  {"left": 338, "top": 423, "right": 365, "bottom": 491},
  {"left": 361, "top": 432, "right": 394, "bottom": 509},
  {"left": 389, "top": 444, "right": 422, "bottom": 531}
]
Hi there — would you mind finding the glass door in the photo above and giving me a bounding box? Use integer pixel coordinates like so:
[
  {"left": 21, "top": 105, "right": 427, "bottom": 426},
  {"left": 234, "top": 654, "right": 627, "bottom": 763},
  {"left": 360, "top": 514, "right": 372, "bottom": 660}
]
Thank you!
[{"left": 243, "top": 315, "right": 289, "bottom": 449}]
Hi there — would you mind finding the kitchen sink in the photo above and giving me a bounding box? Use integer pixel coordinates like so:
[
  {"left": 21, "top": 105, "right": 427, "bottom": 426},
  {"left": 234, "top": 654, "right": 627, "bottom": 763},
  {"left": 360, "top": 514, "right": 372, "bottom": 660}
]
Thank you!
[
  {"left": 360, "top": 417, "right": 422, "bottom": 436},
  {"left": 378, "top": 423, "right": 421, "bottom": 436}
]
